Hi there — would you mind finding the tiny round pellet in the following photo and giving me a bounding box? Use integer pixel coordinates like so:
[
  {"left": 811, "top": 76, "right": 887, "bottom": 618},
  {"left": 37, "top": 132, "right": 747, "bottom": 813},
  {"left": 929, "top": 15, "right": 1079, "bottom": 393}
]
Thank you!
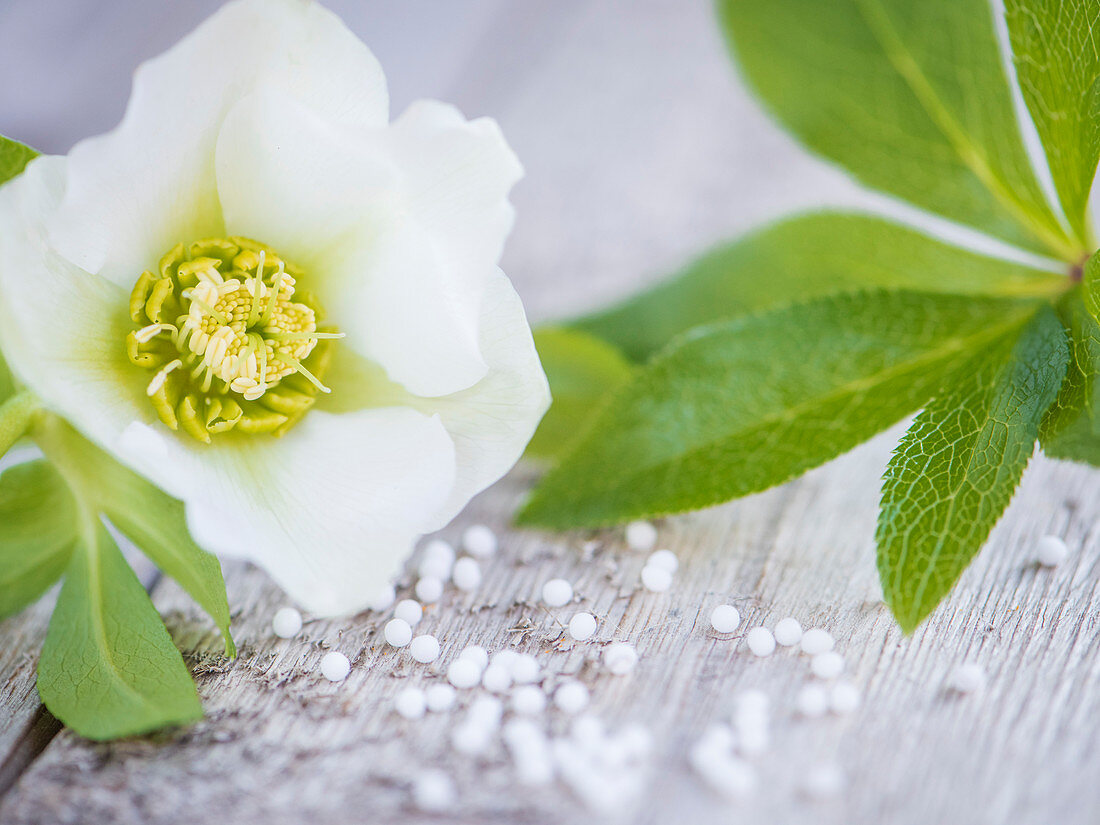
[
  {"left": 512, "top": 685, "right": 548, "bottom": 715},
  {"left": 510, "top": 653, "right": 541, "bottom": 685},
  {"left": 458, "top": 644, "right": 489, "bottom": 671},
  {"left": 710, "top": 604, "right": 741, "bottom": 634},
  {"left": 419, "top": 539, "right": 455, "bottom": 580},
  {"left": 949, "top": 663, "right": 986, "bottom": 694},
  {"left": 625, "top": 520, "right": 658, "bottom": 551},
  {"left": 569, "top": 612, "right": 598, "bottom": 641},
  {"left": 796, "top": 684, "right": 828, "bottom": 718},
  {"left": 366, "top": 583, "right": 396, "bottom": 613},
  {"left": 425, "top": 683, "right": 457, "bottom": 712},
  {"left": 773, "top": 617, "right": 802, "bottom": 647},
  {"left": 271, "top": 607, "right": 302, "bottom": 639},
  {"left": 462, "top": 524, "right": 498, "bottom": 558},
  {"left": 394, "top": 599, "right": 423, "bottom": 627},
  {"left": 746, "top": 627, "right": 776, "bottom": 657},
  {"left": 640, "top": 564, "right": 672, "bottom": 593},
  {"left": 1037, "top": 535, "right": 1069, "bottom": 567},
  {"left": 800, "top": 628, "right": 835, "bottom": 655},
  {"left": 830, "top": 682, "right": 861, "bottom": 714},
  {"left": 803, "top": 764, "right": 845, "bottom": 799},
  {"left": 452, "top": 557, "right": 482, "bottom": 592},
  {"left": 412, "top": 769, "right": 455, "bottom": 812},
  {"left": 604, "top": 642, "right": 639, "bottom": 675},
  {"left": 541, "top": 578, "right": 574, "bottom": 607},
  {"left": 320, "top": 651, "right": 351, "bottom": 682},
  {"left": 811, "top": 651, "right": 845, "bottom": 680},
  {"left": 415, "top": 576, "right": 444, "bottom": 604},
  {"left": 482, "top": 663, "right": 513, "bottom": 693},
  {"left": 409, "top": 634, "right": 441, "bottom": 664},
  {"left": 646, "top": 549, "right": 679, "bottom": 573},
  {"left": 554, "top": 680, "right": 590, "bottom": 714},
  {"left": 384, "top": 618, "right": 413, "bottom": 648},
  {"left": 395, "top": 687, "right": 427, "bottom": 720},
  {"left": 447, "top": 657, "right": 482, "bottom": 689}
]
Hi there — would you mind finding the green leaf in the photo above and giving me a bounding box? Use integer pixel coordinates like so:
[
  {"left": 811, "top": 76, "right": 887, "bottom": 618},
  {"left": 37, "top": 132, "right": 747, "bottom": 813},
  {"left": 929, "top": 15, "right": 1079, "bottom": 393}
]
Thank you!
[
  {"left": 1005, "top": 0, "right": 1100, "bottom": 245},
  {"left": 519, "top": 291, "right": 1045, "bottom": 529},
  {"left": 1040, "top": 289, "right": 1100, "bottom": 463},
  {"left": 0, "top": 350, "right": 14, "bottom": 404},
  {"left": 37, "top": 519, "right": 203, "bottom": 740},
  {"left": 876, "top": 307, "right": 1068, "bottom": 632},
  {"left": 0, "top": 134, "right": 37, "bottom": 186},
  {"left": 573, "top": 212, "right": 1068, "bottom": 362},
  {"left": 0, "top": 461, "right": 78, "bottom": 619},
  {"left": 526, "top": 328, "right": 634, "bottom": 460},
  {"left": 36, "top": 420, "right": 235, "bottom": 656},
  {"left": 718, "top": 0, "right": 1077, "bottom": 257}
]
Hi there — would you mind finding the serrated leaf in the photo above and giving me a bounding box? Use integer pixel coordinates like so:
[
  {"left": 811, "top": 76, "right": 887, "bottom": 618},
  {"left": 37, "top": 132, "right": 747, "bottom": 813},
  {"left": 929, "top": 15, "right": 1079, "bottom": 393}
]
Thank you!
[
  {"left": 527, "top": 328, "right": 633, "bottom": 461},
  {"left": 37, "top": 520, "right": 203, "bottom": 740},
  {"left": 719, "top": 0, "right": 1077, "bottom": 257},
  {"left": 574, "top": 212, "right": 1067, "bottom": 362},
  {"left": 1040, "top": 289, "right": 1100, "bottom": 462},
  {"left": 0, "top": 134, "right": 37, "bottom": 187},
  {"left": 1005, "top": 0, "right": 1100, "bottom": 244},
  {"left": 519, "top": 292, "right": 1045, "bottom": 529},
  {"left": 877, "top": 307, "right": 1068, "bottom": 632},
  {"left": 0, "top": 461, "right": 78, "bottom": 619}
]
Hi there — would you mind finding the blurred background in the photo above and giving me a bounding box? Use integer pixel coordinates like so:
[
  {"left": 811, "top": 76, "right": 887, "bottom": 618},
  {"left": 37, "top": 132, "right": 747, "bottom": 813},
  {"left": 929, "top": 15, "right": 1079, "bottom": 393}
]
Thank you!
[{"left": 0, "top": 0, "right": 864, "bottom": 324}]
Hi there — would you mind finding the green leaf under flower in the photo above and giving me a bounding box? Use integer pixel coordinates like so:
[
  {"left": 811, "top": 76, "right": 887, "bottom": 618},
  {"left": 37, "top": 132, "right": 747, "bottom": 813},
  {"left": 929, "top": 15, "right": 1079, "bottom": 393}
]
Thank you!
[{"left": 0, "top": 134, "right": 37, "bottom": 187}]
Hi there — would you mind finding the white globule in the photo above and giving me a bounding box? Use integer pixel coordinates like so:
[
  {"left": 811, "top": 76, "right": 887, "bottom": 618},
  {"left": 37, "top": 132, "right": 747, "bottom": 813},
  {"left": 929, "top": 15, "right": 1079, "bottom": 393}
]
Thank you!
[
  {"left": 949, "top": 663, "right": 987, "bottom": 694},
  {"left": 415, "top": 576, "right": 444, "bottom": 604},
  {"left": 541, "top": 578, "right": 574, "bottom": 607},
  {"left": 320, "top": 651, "right": 351, "bottom": 682},
  {"left": 384, "top": 618, "right": 413, "bottom": 648},
  {"left": 462, "top": 524, "right": 498, "bottom": 558},
  {"left": 773, "top": 617, "right": 803, "bottom": 647},
  {"left": 1037, "top": 535, "right": 1069, "bottom": 567},
  {"left": 366, "top": 583, "right": 397, "bottom": 613},
  {"left": 395, "top": 687, "right": 427, "bottom": 720},
  {"left": 409, "top": 634, "right": 441, "bottom": 664},
  {"left": 512, "top": 685, "right": 548, "bottom": 715},
  {"left": 646, "top": 549, "right": 679, "bottom": 573},
  {"left": 709, "top": 604, "right": 741, "bottom": 634},
  {"left": 569, "top": 612, "right": 598, "bottom": 642},
  {"left": 394, "top": 599, "right": 423, "bottom": 627},
  {"left": 458, "top": 644, "right": 490, "bottom": 672},
  {"left": 796, "top": 684, "right": 829, "bottom": 718},
  {"left": 425, "top": 683, "right": 457, "bottom": 713},
  {"left": 604, "top": 642, "right": 639, "bottom": 675},
  {"left": 447, "top": 658, "right": 482, "bottom": 689},
  {"left": 419, "top": 539, "right": 455, "bottom": 581},
  {"left": 830, "top": 682, "right": 861, "bottom": 714},
  {"left": 804, "top": 764, "right": 846, "bottom": 799},
  {"left": 640, "top": 564, "right": 673, "bottom": 593},
  {"left": 625, "top": 520, "right": 658, "bottom": 551},
  {"left": 554, "top": 681, "right": 590, "bottom": 714},
  {"left": 510, "top": 653, "right": 541, "bottom": 685},
  {"left": 271, "top": 607, "right": 303, "bottom": 639},
  {"left": 482, "top": 664, "right": 513, "bottom": 693},
  {"left": 452, "top": 557, "right": 482, "bottom": 592},
  {"left": 412, "top": 769, "right": 456, "bottom": 812},
  {"left": 811, "top": 651, "right": 845, "bottom": 680},
  {"left": 800, "top": 628, "right": 835, "bottom": 655},
  {"left": 746, "top": 627, "right": 776, "bottom": 657}
]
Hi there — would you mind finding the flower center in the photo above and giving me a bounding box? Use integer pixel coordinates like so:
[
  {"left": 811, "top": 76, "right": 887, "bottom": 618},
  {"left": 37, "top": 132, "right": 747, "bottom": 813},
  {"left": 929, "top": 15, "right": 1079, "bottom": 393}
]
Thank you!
[{"left": 126, "top": 237, "right": 342, "bottom": 443}]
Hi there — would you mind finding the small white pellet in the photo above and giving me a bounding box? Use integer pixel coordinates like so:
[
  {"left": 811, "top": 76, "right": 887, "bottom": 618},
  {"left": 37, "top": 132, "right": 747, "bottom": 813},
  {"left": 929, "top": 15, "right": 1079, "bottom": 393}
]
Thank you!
[
  {"left": 490, "top": 649, "right": 520, "bottom": 671},
  {"left": 948, "top": 663, "right": 987, "bottom": 694},
  {"left": 512, "top": 685, "right": 548, "bottom": 715},
  {"left": 271, "top": 607, "right": 302, "bottom": 639},
  {"left": 710, "top": 604, "right": 741, "bottom": 634},
  {"left": 800, "top": 628, "right": 835, "bottom": 655},
  {"left": 394, "top": 599, "right": 423, "bottom": 627},
  {"left": 320, "top": 651, "right": 351, "bottom": 682},
  {"left": 646, "top": 549, "right": 679, "bottom": 573},
  {"left": 830, "top": 682, "right": 861, "bottom": 714},
  {"left": 796, "top": 684, "right": 829, "bottom": 718},
  {"left": 419, "top": 539, "right": 455, "bottom": 580},
  {"left": 1037, "top": 535, "right": 1069, "bottom": 567},
  {"left": 541, "top": 578, "right": 574, "bottom": 607},
  {"left": 458, "top": 644, "right": 489, "bottom": 672},
  {"left": 737, "top": 721, "right": 770, "bottom": 756},
  {"left": 409, "top": 634, "right": 441, "bottom": 664},
  {"left": 811, "top": 651, "right": 845, "bottom": 680},
  {"left": 395, "top": 687, "right": 427, "bottom": 720},
  {"left": 384, "top": 618, "right": 413, "bottom": 648},
  {"left": 554, "top": 680, "right": 590, "bottom": 714},
  {"left": 468, "top": 695, "right": 504, "bottom": 728},
  {"left": 510, "top": 653, "right": 541, "bottom": 685},
  {"left": 423, "top": 538, "right": 455, "bottom": 563},
  {"left": 411, "top": 769, "right": 455, "bottom": 812},
  {"left": 425, "top": 683, "right": 457, "bottom": 712},
  {"left": 452, "top": 557, "right": 482, "bottom": 592},
  {"left": 366, "top": 583, "right": 396, "bottom": 612},
  {"left": 640, "top": 564, "right": 673, "bottom": 593},
  {"left": 625, "top": 520, "right": 658, "bottom": 551},
  {"left": 604, "top": 642, "right": 639, "bottom": 675},
  {"left": 415, "top": 576, "right": 444, "bottom": 604},
  {"left": 482, "top": 663, "right": 513, "bottom": 693},
  {"left": 746, "top": 627, "right": 776, "bottom": 657},
  {"left": 803, "top": 764, "right": 845, "bottom": 799},
  {"left": 462, "top": 524, "right": 498, "bottom": 558},
  {"left": 569, "top": 612, "right": 598, "bottom": 641},
  {"left": 773, "top": 617, "right": 803, "bottom": 647},
  {"left": 447, "top": 657, "right": 482, "bottom": 689},
  {"left": 450, "top": 722, "right": 492, "bottom": 756}
]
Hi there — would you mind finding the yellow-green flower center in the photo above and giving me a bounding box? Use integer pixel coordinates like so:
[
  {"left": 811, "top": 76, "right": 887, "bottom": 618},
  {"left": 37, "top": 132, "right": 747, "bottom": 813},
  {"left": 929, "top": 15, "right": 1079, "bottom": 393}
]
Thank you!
[{"left": 126, "top": 237, "right": 342, "bottom": 443}]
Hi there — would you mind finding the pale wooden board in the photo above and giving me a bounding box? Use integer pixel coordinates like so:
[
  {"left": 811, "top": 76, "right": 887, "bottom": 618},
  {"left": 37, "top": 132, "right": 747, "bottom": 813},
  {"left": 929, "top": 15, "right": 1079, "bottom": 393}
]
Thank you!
[{"left": 2, "top": 0, "right": 1099, "bottom": 823}]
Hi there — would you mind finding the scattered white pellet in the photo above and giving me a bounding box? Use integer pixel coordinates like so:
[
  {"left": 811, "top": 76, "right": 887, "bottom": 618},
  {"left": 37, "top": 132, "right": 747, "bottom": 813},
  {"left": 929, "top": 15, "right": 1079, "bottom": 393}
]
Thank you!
[
  {"left": 458, "top": 644, "right": 489, "bottom": 672},
  {"left": 569, "top": 612, "right": 598, "bottom": 641},
  {"left": 366, "top": 583, "right": 396, "bottom": 612},
  {"left": 415, "top": 576, "right": 444, "bottom": 604},
  {"left": 447, "top": 658, "right": 483, "bottom": 689},
  {"left": 803, "top": 764, "right": 845, "bottom": 799},
  {"left": 425, "top": 683, "right": 457, "bottom": 713},
  {"left": 395, "top": 687, "right": 427, "bottom": 720},
  {"left": 271, "top": 607, "right": 302, "bottom": 639},
  {"left": 830, "top": 681, "right": 861, "bottom": 714},
  {"left": 948, "top": 663, "right": 987, "bottom": 694},
  {"left": 512, "top": 685, "right": 548, "bottom": 716},
  {"left": 646, "top": 549, "right": 679, "bottom": 573},
  {"left": 503, "top": 719, "right": 555, "bottom": 786},
  {"left": 412, "top": 769, "right": 456, "bottom": 812},
  {"left": 709, "top": 604, "right": 741, "bottom": 634},
  {"left": 468, "top": 695, "right": 505, "bottom": 728},
  {"left": 800, "top": 628, "right": 835, "bottom": 655},
  {"left": 394, "top": 599, "right": 423, "bottom": 627},
  {"left": 542, "top": 578, "right": 574, "bottom": 607},
  {"left": 409, "top": 634, "right": 441, "bottom": 664},
  {"left": 746, "top": 627, "right": 776, "bottom": 657},
  {"left": 796, "top": 684, "right": 829, "bottom": 718},
  {"left": 462, "top": 524, "right": 498, "bottom": 558},
  {"left": 1037, "top": 535, "right": 1069, "bottom": 567},
  {"left": 640, "top": 564, "right": 673, "bottom": 593},
  {"left": 490, "top": 649, "right": 520, "bottom": 671},
  {"left": 320, "top": 651, "right": 351, "bottom": 682},
  {"left": 451, "top": 722, "right": 493, "bottom": 756},
  {"left": 419, "top": 539, "right": 455, "bottom": 580},
  {"left": 625, "top": 520, "right": 658, "bottom": 551},
  {"left": 604, "top": 642, "right": 639, "bottom": 675},
  {"left": 811, "top": 651, "right": 845, "bottom": 680},
  {"left": 482, "top": 664, "right": 513, "bottom": 693},
  {"left": 510, "top": 653, "right": 541, "bottom": 685},
  {"left": 774, "top": 617, "right": 803, "bottom": 647},
  {"left": 452, "top": 557, "right": 482, "bottom": 592},
  {"left": 384, "top": 618, "right": 413, "bottom": 648},
  {"left": 554, "top": 680, "right": 590, "bottom": 714},
  {"left": 690, "top": 728, "right": 757, "bottom": 800},
  {"left": 737, "top": 720, "right": 770, "bottom": 756}
]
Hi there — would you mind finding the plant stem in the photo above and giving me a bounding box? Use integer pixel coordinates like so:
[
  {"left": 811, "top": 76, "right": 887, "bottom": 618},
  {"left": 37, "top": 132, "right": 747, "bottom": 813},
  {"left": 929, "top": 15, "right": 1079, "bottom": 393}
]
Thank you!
[{"left": 0, "top": 391, "right": 41, "bottom": 459}]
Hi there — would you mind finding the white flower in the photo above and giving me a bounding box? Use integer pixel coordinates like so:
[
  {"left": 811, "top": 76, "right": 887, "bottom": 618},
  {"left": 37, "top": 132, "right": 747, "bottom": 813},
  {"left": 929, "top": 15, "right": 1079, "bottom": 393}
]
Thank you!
[{"left": 0, "top": 0, "right": 549, "bottom": 615}]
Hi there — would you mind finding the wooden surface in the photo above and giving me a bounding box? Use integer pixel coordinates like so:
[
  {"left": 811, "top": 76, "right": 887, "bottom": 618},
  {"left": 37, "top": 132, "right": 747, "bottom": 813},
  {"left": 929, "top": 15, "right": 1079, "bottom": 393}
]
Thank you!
[{"left": 2, "top": 2, "right": 1099, "bottom": 823}]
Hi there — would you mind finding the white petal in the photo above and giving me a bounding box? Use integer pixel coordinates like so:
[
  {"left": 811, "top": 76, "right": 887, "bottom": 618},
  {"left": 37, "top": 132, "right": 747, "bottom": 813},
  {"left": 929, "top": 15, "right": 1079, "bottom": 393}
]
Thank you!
[{"left": 47, "top": 0, "right": 389, "bottom": 287}]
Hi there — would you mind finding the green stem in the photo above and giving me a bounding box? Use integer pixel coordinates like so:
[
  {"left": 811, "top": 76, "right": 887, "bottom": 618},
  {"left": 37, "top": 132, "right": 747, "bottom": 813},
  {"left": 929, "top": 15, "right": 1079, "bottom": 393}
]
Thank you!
[{"left": 0, "top": 391, "right": 41, "bottom": 458}]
